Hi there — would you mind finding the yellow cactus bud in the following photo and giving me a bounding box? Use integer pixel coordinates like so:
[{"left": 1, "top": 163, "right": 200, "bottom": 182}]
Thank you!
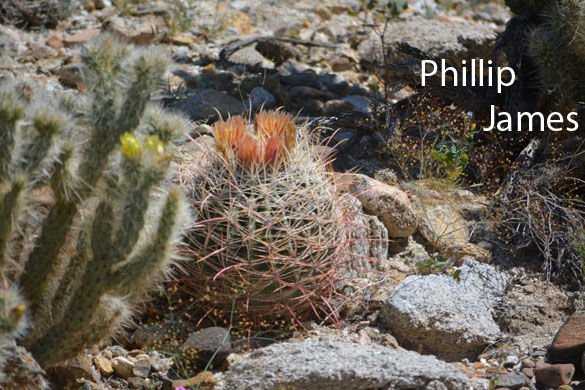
[
  {"left": 120, "top": 132, "right": 143, "bottom": 159},
  {"left": 145, "top": 135, "right": 165, "bottom": 158}
]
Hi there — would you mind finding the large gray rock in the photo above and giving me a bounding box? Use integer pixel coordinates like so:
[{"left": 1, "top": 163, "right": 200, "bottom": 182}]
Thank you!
[
  {"left": 379, "top": 259, "right": 507, "bottom": 361},
  {"left": 358, "top": 16, "right": 497, "bottom": 65},
  {"left": 222, "top": 341, "right": 472, "bottom": 390}
]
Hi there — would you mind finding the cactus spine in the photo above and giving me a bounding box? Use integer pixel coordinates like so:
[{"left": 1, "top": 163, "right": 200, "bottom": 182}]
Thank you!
[{"left": 0, "top": 36, "right": 188, "bottom": 367}]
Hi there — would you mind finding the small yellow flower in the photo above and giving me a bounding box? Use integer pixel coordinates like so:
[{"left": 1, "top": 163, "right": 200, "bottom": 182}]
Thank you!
[
  {"left": 120, "top": 132, "right": 143, "bottom": 159},
  {"left": 471, "top": 123, "right": 477, "bottom": 131},
  {"left": 145, "top": 135, "right": 165, "bottom": 158}
]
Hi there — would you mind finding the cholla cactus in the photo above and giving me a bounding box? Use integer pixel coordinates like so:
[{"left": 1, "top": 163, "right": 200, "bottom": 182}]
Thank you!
[
  {"left": 503, "top": 0, "right": 585, "bottom": 114},
  {"left": 0, "top": 36, "right": 189, "bottom": 367},
  {"left": 176, "top": 110, "right": 352, "bottom": 330}
]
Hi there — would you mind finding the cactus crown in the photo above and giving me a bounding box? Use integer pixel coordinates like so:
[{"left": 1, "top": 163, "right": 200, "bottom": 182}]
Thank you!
[{"left": 213, "top": 110, "right": 298, "bottom": 169}]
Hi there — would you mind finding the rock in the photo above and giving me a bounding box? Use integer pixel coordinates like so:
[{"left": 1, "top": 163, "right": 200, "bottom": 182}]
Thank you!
[
  {"left": 222, "top": 341, "right": 471, "bottom": 390},
  {"left": 454, "top": 243, "right": 492, "bottom": 265},
  {"left": 416, "top": 201, "right": 469, "bottom": 253},
  {"left": 494, "top": 373, "right": 529, "bottom": 390},
  {"left": 548, "top": 310, "right": 585, "bottom": 365},
  {"left": 93, "top": 355, "right": 113, "bottom": 376},
  {"left": 503, "top": 355, "right": 519, "bottom": 368},
  {"left": 378, "top": 259, "right": 505, "bottom": 361},
  {"left": 59, "top": 64, "right": 83, "bottom": 89},
  {"left": 110, "top": 346, "right": 127, "bottom": 358},
  {"left": 172, "top": 371, "right": 216, "bottom": 389},
  {"left": 112, "top": 356, "right": 135, "bottom": 380},
  {"left": 46, "top": 33, "right": 65, "bottom": 49},
  {"left": 132, "top": 358, "right": 151, "bottom": 378},
  {"left": 228, "top": 47, "right": 274, "bottom": 68},
  {"left": 346, "top": 174, "right": 417, "bottom": 238},
  {"left": 181, "top": 327, "right": 231, "bottom": 368},
  {"left": 324, "top": 99, "right": 355, "bottom": 115},
  {"left": 256, "top": 39, "right": 301, "bottom": 65},
  {"left": 290, "top": 86, "right": 326, "bottom": 100},
  {"left": 127, "top": 376, "right": 149, "bottom": 389},
  {"left": 331, "top": 57, "right": 354, "bottom": 72},
  {"left": 357, "top": 16, "right": 498, "bottom": 66},
  {"left": 103, "top": 16, "right": 165, "bottom": 44},
  {"left": 248, "top": 87, "right": 276, "bottom": 110},
  {"left": 534, "top": 363, "right": 574, "bottom": 387},
  {"left": 521, "top": 367, "right": 534, "bottom": 378},
  {"left": 0, "top": 342, "right": 49, "bottom": 390},
  {"left": 343, "top": 95, "right": 370, "bottom": 112},
  {"left": 177, "top": 89, "right": 244, "bottom": 121},
  {"left": 319, "top": 73, "right": 349, "bottom": 97},
  {"left": 47, "top": 354, "right": 100, "bottom": 389},
  {"left": 61, "top": 28, "right": 102, "bottom": 47},
  {"left": 522, "top": 358, "right": 535, "bottom": 368},
  {"left": 281, "top": 70, "right": 320, "bottom": 88},
  {"left": 338, "top": 193, "right": 389, "bottom": 278}
]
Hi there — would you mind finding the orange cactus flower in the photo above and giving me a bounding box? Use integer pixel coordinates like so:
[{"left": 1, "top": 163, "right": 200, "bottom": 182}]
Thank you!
[
  {"left": 213, "top": 116, "right": 247, "bottom": 157},
  {"left": 254, "top": 110, "right": 297, "bottom": 150},
  {"left": 236, "top": 133, "right": 261, "bottom": 168},
  {"left": 264, "top": 136, "right": 286, "bottom": 166}
]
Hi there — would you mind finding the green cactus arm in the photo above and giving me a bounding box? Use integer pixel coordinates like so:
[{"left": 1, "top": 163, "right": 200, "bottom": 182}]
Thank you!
[
  {"left": 19, "top": 108, "right": 67, "bottom": 181},
  {"left": 111, "top": 160, "right": 166, "bottom": 261},
  {"left": 0, "top": 178, "right": 26, "bottom": 269},
  {"left": 0, "top": 88, "right": 25, "bottom": 180},
  {"left": 19, "top": 147, "right": 77, "bottom": 305},
  {"left": 109, "top": 187, "right": 186, "bottom": 295},
  {"left": 114, "top": 52, "right": 168, "bottom": 139}
]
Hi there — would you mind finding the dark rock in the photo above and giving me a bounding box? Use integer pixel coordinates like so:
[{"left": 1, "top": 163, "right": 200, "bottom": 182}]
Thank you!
[
  {"left": 281, "top": 70, "right": 320, "bottom": 88},
  {"left": 255, "top": 39, "right": 301, "bottom": 65},
  {"left": 181, "top": 327, "right": 231, "bottom": 368},
  {"left": 324, "top": 99, "right": 355, "bottom": 115},
  {"left": 290, "top": 86, "right": 326, "bottom": 100},
  {"left": 549, "top": 311, "right": 585, "bottom": 365},
  {"left": 534, "top": 363, "right": 575, "bottom": 387},
  {"left": 319, "top": 73, "right": 349, "bottom": 97},
  {"left": 59, "top": 64, "right": 83, "bottom": 89},
  {"left": 248, "top": 87, "right": 276, "bottom": 110},
  {"left": 239, "top": 75, "right": 263, "bottom": 95},
  {"left": 177, "top": 89, "right": 245, "bottom": 121}
]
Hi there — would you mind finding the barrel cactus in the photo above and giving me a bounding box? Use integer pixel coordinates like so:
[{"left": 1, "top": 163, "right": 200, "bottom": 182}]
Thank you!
[
  {"left": 0, "top": 36, "right": 189, "bottom": 367},
  {"left": 176, "top": 110, "right": 352, "bottom": 331}
]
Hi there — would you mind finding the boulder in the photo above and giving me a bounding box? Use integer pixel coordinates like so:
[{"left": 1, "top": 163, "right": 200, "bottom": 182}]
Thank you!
[
  {"left": 346, "top": 174, "right": 417, "bottom": 238},
  {"left": 222, "top": 341, "right": 472, "bottom": 390},
  {"left": 548, "top": 310, "right": 585, "bottom": 365},
  {"left": 357, "top": 16, "right": 497, "bottom": 65},
  {"left": 378, "top": 259, "right": 506, "bottom": 361}
]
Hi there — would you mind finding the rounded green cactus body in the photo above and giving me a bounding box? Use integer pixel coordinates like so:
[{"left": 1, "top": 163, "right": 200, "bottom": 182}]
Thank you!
[
  {"left": 0, "top": 36, "right": 189, "bottom": 368},
  {"left": 176, "top": 115, "right": 351, "bottom": 331}
]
